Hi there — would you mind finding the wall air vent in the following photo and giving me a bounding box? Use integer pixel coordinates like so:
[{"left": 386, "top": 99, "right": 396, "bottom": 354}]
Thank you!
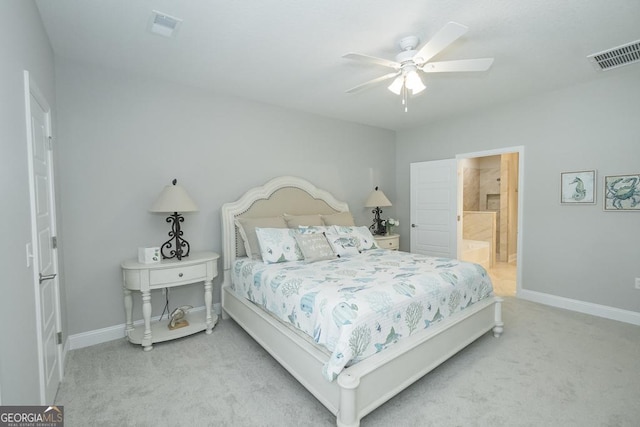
[
  {"left": 587, "top": 40, "right": 640, "bottom": 71},
  {"left": 148, "top": 10, "right": 182, "bottom": 38}
]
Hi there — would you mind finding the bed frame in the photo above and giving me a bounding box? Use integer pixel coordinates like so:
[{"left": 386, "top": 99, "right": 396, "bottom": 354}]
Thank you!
[{"left": 221, "top": 176, "right": 503, "bottom": 427}]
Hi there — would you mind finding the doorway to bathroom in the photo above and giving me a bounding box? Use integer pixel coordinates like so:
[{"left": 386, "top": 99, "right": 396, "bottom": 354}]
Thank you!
[{"left": 457, "top": 146, "right": 523, "bottom": 297}]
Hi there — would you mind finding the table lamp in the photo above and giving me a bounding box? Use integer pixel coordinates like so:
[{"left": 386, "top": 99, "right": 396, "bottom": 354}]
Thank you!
[
  {"left": 149, "top": 179, "right": 198, "bottom": 260},
  {"left": 365, "top": 186, "right": 392, "bottom": 235}
]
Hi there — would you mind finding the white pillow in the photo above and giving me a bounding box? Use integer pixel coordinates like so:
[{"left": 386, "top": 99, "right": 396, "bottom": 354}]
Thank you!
[
  {"left": 333, "top": 225, "right": 379, "bottom": 251},
  {"left": 324, "top": 231, "right": 361, "bottom": 257},
  {"left": 255, "top": 228, "right": 304, "bottom": 264}
]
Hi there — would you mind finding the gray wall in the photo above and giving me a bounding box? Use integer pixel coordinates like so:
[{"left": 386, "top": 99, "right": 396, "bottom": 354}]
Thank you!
[
  {"left": 0, "top": 0, "right": 58, "bottom": 404},
  {"left": 6, "top": 3, "right": 638, "bottom": 407},
  {"left": 55, "top": 59, "right": 396, "bottom": 335},
  {"left": 396, "top": 66, "right": 640, "bottom": 312}
]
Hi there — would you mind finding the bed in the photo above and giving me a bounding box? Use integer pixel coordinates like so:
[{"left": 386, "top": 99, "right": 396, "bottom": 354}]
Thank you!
[{"left": 221, "top": 176, "right": 503, "bottom": 427}]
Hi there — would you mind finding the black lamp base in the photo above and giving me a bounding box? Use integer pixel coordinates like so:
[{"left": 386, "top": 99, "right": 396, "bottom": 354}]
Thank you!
[
  {"left": 369, "top": 207, "right": 387, "bottom": 236},
  {"left": 160, "top": 212, "right": 190, "bottom": 260}
]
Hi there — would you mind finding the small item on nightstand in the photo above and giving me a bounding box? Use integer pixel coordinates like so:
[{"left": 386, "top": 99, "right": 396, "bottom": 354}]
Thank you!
[
  {"left": 169, "top": 305, "right": 193, "bottom": 330},
  {"left": 138, "top": 247, "right": 161, "bottom": 264},
  {"left": 384, "top": 218, "right": 399, "bottom": 235}
]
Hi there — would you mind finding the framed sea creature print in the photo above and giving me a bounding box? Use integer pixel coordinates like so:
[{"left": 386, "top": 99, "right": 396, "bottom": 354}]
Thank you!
[
  {"left": 604, "top": 173, "right": 640, "bottom": 211},
  {"left": 561, "top": 170, "right": 596, "bottom": 204}
]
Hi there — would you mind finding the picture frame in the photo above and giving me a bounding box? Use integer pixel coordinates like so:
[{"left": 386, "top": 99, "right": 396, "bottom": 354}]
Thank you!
[
  {"left": 603, "top": 173, "right": 640, "bottom": 211},
  {"left": 560, "top": 170, "right": 596, "bottom": 204}
]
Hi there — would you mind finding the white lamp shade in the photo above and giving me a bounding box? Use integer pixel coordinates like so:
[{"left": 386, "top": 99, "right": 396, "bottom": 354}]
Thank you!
[
  {"left": 365, "top": 188, "right": 392, "bottom": 208},
  {"left": 387, "top": 75, "right": 404, "bottom": 95},
  {"left": 150, "top": 182, "right": 198, "bottom": 213}
]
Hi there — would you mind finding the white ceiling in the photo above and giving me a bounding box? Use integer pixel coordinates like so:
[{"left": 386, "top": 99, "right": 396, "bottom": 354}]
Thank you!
[{"left": 36, "top": 0, "right": 640, "bottom": 131}]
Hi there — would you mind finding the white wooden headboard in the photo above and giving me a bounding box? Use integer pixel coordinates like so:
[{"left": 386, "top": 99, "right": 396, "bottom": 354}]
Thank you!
[{"left": 220, "top": 176, "right": 349, "bottom": 286}]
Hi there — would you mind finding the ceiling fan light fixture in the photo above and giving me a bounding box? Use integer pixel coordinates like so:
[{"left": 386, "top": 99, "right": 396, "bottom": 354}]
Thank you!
[
  {"left": 344, "top": 22, "right": 492, "bottom": 112},
  {"left": 387, "top": 76, "right": 404, "bottom": 95},
  {"left": 411, "top": 84, "right": 426, "bottom": 95},
  {"left": 406, "top": 71, "right": 426, "bottom": 94}
]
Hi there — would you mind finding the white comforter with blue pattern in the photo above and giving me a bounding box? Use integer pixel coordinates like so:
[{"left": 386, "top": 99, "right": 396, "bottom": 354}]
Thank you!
[{"left": 231, "top": 249, "right": 493, "bottom": 381}]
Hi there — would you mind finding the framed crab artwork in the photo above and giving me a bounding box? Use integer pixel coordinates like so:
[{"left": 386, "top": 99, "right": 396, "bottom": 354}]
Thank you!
[
  {"left": 561, "top": 170, "right": 596, "bottom": 204},
  {"left": 604, "top": 173, "right": 640, "bottom": 211}
]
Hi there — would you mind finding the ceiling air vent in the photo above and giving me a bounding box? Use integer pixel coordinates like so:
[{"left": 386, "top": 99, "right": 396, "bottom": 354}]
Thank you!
[
  {"left": 148, "top": 10, "right": 182, "bottom": 38},
  {"left": 587, "top": 40, "right": 640, "bottom": 71}
]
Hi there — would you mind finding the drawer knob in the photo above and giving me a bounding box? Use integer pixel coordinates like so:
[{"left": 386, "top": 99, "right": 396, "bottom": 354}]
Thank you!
[{"left": 178, "top": 273, "right": 184, "bottom": 278}]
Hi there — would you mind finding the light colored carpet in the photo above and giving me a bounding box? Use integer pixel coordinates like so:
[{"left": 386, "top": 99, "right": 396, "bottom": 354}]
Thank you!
[{"left": 56, "top": 297, "right": 640, "bottom": 426}]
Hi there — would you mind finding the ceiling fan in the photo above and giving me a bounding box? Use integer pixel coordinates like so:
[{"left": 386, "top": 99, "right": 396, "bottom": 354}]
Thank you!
[{"left": 343, "top": 22, "right": 494, "bottom": 111}]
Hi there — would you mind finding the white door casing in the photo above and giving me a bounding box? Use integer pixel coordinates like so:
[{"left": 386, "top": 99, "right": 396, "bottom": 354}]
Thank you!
[
  {"left": 24, "top": 71, "right": 63, "bottom": 404},
  {"left": 410, "top": 159, "right": 458, "bottom": 258}
]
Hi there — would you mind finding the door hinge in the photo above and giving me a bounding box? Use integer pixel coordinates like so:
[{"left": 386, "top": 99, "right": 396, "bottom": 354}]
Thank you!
[
  {"left": 52, "top": 236, "right": 57, "bottom": 249},
  {"left": 48, "top": 136, "right": 53, "bottom": 150},
  {"left": 56, "top": 332, "right": 63, "bottom": 345}
]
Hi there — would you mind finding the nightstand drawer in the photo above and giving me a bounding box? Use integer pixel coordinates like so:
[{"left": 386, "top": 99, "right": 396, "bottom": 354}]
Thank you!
[
  {"left": 380, "top": 239, "right": 399, "bottom": 250},
  {"left": 374, "top": 234, "right": 400, "bottom": 250},
  {"left": 149, "top": 264, "right": 207, "bottom": 286}
]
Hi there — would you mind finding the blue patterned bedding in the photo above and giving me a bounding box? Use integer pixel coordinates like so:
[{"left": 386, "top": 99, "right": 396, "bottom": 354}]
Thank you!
[{"left": 231, "top": 249, "right": 493, "bottom": 381}]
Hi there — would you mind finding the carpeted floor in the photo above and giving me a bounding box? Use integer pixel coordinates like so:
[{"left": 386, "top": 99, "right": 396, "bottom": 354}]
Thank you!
[{"left": 55, "top": 297, "right": 640, "bottom": 426}]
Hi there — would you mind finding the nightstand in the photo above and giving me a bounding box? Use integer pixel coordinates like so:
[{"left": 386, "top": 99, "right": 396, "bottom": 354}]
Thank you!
[
  {"left": 121, "top": 251, "right": 220, "bottom": 351},
  {"left": 374, "top": 233, "right": 400, "bottom": 250}
]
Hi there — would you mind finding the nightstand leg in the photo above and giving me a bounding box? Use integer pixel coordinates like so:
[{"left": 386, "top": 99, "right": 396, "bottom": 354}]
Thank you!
[
  {"left": 123, "top": 287, "right": 133, "bottom": 336},
  {"left": 141, "top": 289, "right": 153, "bottom": 351},
  {"left": 204, "top": 279, "right": 216, "bottom": 334}
]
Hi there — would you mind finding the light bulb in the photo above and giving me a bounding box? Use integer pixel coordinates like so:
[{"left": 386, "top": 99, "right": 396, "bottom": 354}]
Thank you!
[{"left": 405, "top": 71, "right": 426, "bottom": 94}]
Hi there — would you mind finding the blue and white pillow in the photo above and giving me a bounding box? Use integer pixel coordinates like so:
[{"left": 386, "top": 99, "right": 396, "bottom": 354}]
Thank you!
[
  {"left": 255, "top": 228, "right": 304, "bottom": 264},
  {"left": 333, "top": 226, "right": 379, "bottom": 251},
  {"left": 297, "top": 225, "right": 336, "bottom": 235},
  {"left": 324, "top": 231, "right": 360, "bottom": 257}
]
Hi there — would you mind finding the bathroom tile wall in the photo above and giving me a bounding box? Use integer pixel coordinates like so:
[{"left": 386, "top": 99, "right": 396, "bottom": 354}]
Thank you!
[{"left": 463, "top": 167, "right": 480, "bottom": 210}]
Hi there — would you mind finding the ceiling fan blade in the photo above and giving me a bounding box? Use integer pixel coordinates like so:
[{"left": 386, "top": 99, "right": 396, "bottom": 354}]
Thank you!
[
  {"left": 413, "top": 21, "right": 468, "bottom": 65},
  {"left": 420, "top": 58, "right": 494, "bottom": 73},
  {"left": 345, "top": 72, "right": 400, "bottom": 93},
  {"left": 343, "top": 52, "right": 400, "bottom": 69}
]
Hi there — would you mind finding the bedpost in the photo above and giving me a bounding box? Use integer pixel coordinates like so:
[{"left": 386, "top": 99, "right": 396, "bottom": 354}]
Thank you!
[
  {"left": 337, "top": 373, "right": 360, "bottom": 427},
  {"left": 221, "top": 200, "right": 237, "bottom": 322},
  {"left": 221, "top": 274, "right": 231, "bottom": 320},
  {"left": 493, "top": 297, "right": 504, "bottom": 337}
]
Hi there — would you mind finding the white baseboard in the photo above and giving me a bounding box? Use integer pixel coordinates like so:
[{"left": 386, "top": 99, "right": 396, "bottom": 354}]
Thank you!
[
  {"left": 518, "top": 289, "right": 640, "bottom": 325},
  {"left": 61, "top": 335, "right": 71, "bottom": 373},
  {"left": 68, "top": 303, "right": 222, "bottom": 350}
]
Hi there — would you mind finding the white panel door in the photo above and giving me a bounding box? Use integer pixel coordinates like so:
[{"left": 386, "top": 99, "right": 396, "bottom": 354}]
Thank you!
[
  {"left": 27, "top": 77, "right": 62, "bottom": 404},
  {"left": 410, "top": 159, "right": 458, "bottom": 258}
]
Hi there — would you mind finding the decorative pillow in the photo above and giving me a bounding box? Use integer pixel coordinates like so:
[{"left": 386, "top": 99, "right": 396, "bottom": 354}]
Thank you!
[
  {"left": 293, "top": 232, "right": 336, "bottom": 262},
  {"left": 321, "top": 211, "right": 356, "bottom": 226},
  {"left": 297, "top": 225, "right": 335, "bottom": 235},
  {"left": 255, "top": 227, "right": 304, "bottom": 264},
  {"left": 235, "top": 216, "right": 288, "bottom": 260},
  {"left": 324, "top": 231, "right": 361, "bottom": 257},
  {"left": 333, "top": 225, "right": 379, "bottom": 251},
  {"left": 284, "top": 213, "right": 324, "bottom": 228}
]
